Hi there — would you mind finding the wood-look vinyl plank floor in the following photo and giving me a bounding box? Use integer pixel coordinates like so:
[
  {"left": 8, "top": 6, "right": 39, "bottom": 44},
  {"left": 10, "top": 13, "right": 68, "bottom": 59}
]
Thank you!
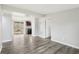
[{"left": 1, "top": 35, "right": 79, "bottom": 54}]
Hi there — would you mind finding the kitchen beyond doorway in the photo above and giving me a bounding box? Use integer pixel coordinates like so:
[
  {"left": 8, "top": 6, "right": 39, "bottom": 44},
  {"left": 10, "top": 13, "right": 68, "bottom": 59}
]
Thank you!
[{"left": 26, "top": 21, "right": 32, "bottom": 35}]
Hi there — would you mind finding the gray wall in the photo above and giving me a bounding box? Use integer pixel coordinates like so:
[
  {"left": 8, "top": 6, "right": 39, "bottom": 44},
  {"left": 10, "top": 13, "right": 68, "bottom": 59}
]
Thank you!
[{"left": 48, "top": 8, "right": 79, "bottom": 49}]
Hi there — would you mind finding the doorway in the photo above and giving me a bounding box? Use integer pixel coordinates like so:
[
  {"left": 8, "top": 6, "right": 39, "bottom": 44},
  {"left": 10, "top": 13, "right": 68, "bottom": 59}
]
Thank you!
[{"left": 25, "top": 21, "right": 32, "bottom": 35}]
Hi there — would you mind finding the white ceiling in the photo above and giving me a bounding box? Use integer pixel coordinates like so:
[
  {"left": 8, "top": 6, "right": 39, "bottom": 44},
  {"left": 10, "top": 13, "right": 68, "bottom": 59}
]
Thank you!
[{"left": 5, "top": 4, "right": 79, "bottom": 14}]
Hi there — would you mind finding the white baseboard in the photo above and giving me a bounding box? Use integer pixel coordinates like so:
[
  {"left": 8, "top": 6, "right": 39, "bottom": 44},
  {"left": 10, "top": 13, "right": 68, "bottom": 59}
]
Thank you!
[
  {"left": 52, "top": 39, "right": 79, "bottom": 49},
  {"left": 2, "top": 40, "right": 12, "bottom": 43},
  {"left": 0, "top": 45, "right": 2, "bottom": 53},
  {"left": 38, "top": 35, "right": 50, "bottom": 38},
  {"left": 39, "top": 35, "right": 45, "bottom": 38},
  {"left": 32, "top": 34, "right": 38, "bottom": 37}
]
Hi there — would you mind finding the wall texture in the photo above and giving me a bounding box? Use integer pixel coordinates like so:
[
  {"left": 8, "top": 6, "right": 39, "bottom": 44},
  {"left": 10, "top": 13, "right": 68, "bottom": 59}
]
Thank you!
[{"left": 48, "top": 8, "right": 79, "bottom": 49}]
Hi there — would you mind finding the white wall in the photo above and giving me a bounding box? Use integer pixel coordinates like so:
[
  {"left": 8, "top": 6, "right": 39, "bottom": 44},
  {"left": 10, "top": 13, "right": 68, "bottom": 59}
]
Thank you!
[
  {"left": 38, "top": 17, "right": 46, "bottom": 38},
  {"left": 45, "top": 18, "right": 51, "bottom": 38},
  {"left": 48, "top": 8, "right": 79, "bottom": 49},
  {"left": 1, "top": 5, "right": 42, "bottom": 40},
  {"left": 34, "top": 18, "right": 39, "bottom": 36},
  {"left": 0, "top": 5, "right": 2, "bottom": 52},
  {"left": 0, "top": 15, "right": 2, "bottom": 52},
  {"left": 2, "top": 13, "right": 12, "bottom": 42},
  {"left": 38, "top": 17, "right": 51, "bottom": 38},
  {"left": 1, "top": 5, "right": 42, "bottom": 42}
]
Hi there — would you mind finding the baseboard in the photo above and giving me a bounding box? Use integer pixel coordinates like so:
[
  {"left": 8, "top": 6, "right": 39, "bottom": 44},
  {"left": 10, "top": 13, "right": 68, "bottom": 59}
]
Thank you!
[
  {"left": 32, "top": 35, "right": 38, "bottom": 37},
  {"left": 52, "top": 39, "right": 79, "bottom": 49},
  {"left": 2, "top": 40, "right": 12, "bottom": 43},
  {"left": 38, "top": 35, "right": 50, "bottom": 38},
  {"left": 0, "top": 45, "right": 2, "bottom": 53}
]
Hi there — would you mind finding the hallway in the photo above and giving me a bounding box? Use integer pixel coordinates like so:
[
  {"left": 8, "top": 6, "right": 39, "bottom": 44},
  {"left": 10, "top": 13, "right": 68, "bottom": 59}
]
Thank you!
[{"left": 1, "top": 35, "right": 79, "bottom": 54}]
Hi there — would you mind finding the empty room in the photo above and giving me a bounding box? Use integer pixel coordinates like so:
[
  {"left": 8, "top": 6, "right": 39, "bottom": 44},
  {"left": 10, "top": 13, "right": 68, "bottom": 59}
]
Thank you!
[{"left": 0, "top": 4, "right": 79, "bottom": 54}]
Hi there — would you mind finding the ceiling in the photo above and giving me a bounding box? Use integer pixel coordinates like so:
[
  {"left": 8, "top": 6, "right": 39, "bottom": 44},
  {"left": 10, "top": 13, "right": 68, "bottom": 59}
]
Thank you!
[{"left": 5, "top": 4, "right": 79, "bottom": 14}]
